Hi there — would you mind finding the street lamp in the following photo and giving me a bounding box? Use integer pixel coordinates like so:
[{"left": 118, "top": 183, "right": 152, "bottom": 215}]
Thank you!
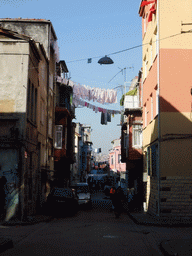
[{"left": 98, "top": 55, "right": 114, "bottom": 65}]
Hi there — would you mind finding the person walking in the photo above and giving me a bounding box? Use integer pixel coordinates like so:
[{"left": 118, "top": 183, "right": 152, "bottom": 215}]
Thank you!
[
  {"left": 113, "top": 186, "right": 125, "bottom": 218},
  {"left": 110, "top": 186, "right": 116, "bottom": 212}
]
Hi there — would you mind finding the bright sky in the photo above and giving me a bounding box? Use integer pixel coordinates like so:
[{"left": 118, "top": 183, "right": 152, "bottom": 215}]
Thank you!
[{"left": 1, "top": 0, "right": 142, "bottom": 154}]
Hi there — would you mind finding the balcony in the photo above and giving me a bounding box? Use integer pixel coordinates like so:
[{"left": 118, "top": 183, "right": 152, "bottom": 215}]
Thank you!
[
  {"left": 124, "top": 95, "right": 142, "bottom": 116},
  {"left": 55, "top": 94, "right": 75, "bottom": 118},
  {"left": 124, "top": 95, "right": 139, "bottom": 109}
]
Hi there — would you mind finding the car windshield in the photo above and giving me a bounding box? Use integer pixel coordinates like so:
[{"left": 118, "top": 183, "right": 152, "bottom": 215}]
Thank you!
[
  {"left": 53, "top": 188, "right": 73, "bottom": 197},
  {"left": 76, "top": 186, "right": 89, "bottom": 194}
]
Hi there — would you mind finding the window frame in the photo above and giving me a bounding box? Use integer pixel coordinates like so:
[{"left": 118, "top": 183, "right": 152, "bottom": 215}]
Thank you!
[
  {"left": 55, "top": 125, "right": 63, "bottom": 149},
  {"left": 132, "top": 124, "right": 142, "bottom": 148}
]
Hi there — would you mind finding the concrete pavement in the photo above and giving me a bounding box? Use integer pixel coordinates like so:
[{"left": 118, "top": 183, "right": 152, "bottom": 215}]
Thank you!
[
  {"left": 0, "top": 215, "right": 53, "bottom": 253},
  {"left": 0, "top": 192, "right": 192, "bottom": 255},
  {"left": 93, "top": 191, "right": 192, "bottom": 256}
]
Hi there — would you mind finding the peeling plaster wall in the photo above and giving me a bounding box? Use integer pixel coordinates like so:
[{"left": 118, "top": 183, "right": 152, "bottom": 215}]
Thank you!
[{"left": 0, "top": 38, "right": 29, "bottom": 114}]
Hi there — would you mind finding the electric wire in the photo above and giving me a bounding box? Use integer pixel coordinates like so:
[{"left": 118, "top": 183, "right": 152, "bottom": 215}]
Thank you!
[{"left": 66, "top": 30, "right": 192, "bottom": 64}]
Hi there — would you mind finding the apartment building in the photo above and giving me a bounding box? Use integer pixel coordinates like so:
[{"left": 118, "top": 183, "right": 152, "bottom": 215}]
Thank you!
[
  {"left": 139, "top": 0, "right": 192, "bottom": 216},
  {"left": 0, "top": 19, "right": 58, "bottom": 219}
]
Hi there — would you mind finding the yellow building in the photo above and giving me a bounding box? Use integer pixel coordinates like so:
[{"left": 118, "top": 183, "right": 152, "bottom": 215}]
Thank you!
[{"left": 139, "top": 0, "right": 192, "bottom": 216}]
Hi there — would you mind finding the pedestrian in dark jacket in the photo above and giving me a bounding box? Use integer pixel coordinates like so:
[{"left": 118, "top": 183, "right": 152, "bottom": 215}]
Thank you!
[{"left": 113, "top": 186, "right": 125, "bottom": 218}]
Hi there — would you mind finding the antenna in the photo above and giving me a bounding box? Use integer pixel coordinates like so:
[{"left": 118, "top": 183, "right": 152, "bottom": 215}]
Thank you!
[{"left": 108, "top": 66, "right": 134, "bottom": 83}]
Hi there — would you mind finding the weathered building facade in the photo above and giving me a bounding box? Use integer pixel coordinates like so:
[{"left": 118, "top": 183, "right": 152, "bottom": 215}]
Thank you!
[{"left": 0, "top": 19, "right": 58, "bottom": 219}]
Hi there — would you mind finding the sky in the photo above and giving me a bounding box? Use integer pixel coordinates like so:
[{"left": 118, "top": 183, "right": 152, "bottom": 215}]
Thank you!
[{"left": 1, "top": 0, "right": 143, "bottom": 155}]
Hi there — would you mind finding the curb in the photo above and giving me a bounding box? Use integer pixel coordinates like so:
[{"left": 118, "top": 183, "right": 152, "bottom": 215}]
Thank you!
[
  {"left": 0, "top": 237, "right": 13, "bottom": 254},
  {"left": 127, "top": 212, "right": 192, "bottom": 227},
  {"left": 1, "top": 215, "right": 53, "bottom": 226},
  {"left": 160, "top": 238, "right": 192, "bottom": 256}
]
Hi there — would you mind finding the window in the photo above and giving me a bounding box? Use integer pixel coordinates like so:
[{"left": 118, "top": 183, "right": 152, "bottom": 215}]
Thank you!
[
  {"left": 40, "top": 99, "right": 45, "bottom": 125},
  {"left": 118, "top": 154, "right": 121, "bottom": 163},
  {"left": 132, "top": 125, "right": 142, "bottom": 148},
  {"left": 34, "top": 88, "right": 37, "bottom": 124},
  {"left": 55, "top": 125, "right": 63, "bottom": 149},
  {"left": 27, "top": 80, "right": 37, "bottom": 124},
  {"left": 27, "top": 79, "right": 31, "bottom": 118},
  {"left": 147, "top": 144, "right": 158, "bottom": 176},
  {"left": 111, "top": 155, "right": 114, "bottom": 165},
  {"left": 31, "top": 84, "right": 34, "bottom": 122}
]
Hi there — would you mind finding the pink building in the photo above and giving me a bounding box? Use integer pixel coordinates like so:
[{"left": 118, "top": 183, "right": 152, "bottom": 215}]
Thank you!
[{"left": 109, "top": 139, "right": 126, "bottom": 175}]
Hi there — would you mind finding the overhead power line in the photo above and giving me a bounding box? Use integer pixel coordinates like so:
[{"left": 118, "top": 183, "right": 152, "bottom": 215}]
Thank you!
[{"left": 66, "top": 30, "right": 192, "bottom": 64}]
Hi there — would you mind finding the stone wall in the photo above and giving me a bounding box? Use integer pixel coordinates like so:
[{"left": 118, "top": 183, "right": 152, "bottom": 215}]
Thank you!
[
  {"left": 146, "top": 176, "right": 192, "bottom": 217},
  {"left": 160, "top": 176, "right": 192, "bottom": 217}
]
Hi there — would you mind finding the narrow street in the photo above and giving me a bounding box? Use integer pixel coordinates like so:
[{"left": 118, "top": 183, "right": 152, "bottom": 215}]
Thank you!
[{"left": 1, "top": 192, "right": 192, "bottom": 255}]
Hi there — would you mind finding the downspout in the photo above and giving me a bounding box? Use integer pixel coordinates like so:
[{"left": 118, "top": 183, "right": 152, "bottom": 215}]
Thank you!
[{"left": 157, "top": 0, "right": 161, "bottom": 217}]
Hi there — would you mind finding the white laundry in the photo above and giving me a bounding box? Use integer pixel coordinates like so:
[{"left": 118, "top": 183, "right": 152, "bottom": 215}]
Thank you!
[{"left": 73, "top": 83, "right": 117, "bottom": 104}]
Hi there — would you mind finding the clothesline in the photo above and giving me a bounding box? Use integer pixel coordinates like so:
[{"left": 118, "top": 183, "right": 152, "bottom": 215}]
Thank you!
[
  {"left": 57, "top": 77, "right": 118, "bottom": 105},
  {"left": 73, "top": 98, "right": 121, "bottom": 115}
]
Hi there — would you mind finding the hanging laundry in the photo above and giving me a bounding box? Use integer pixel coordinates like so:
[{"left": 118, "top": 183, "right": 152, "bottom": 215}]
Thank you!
[
  {"left": 101, "top": 112, "right": 107, "bottom": 125},
  {"left": 73, "top": 83, "right": 117, "bottom": 104},
  {"left": 72, "top": 97, "right": 121, "bottom": 115},
  {"left": 98, "top": 107, "right": 103, "bottom": 112},
  {"left": 107, "top": 113, "right": 111, "bottom": 122}
]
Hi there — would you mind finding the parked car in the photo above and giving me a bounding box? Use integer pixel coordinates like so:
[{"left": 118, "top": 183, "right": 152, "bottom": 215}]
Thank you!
[
  {"left": 71, "top": 183, "right": 92, "bottom": 209},
  {"left": 46, "top": 187, "right": 79, "bottom": 216}
]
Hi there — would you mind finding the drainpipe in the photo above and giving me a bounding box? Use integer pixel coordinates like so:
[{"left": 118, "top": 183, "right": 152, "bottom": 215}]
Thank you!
[{"left": 157, "top": 0, "right": 161, "bottom": 217}]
